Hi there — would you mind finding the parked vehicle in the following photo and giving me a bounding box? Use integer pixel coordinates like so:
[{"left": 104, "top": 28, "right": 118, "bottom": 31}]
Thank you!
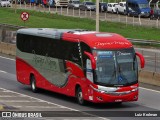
[
  {"left": 150, "top": 8, "right": 160, "bottom": 20},
  {"left": 47, "top": 0, "right": 55, "bottom": 7},
  {"left": 68, "top": 0, "right": 80, "bottom": 9},
  {"left": 99, "top": 2, "right": 107, "bottom": 12},
  {"left": 126, "top": 0, "right": 151, "bottom": 17},
  {"left": 0, "top": 0, "right": 11, "bottom": 7},
  {"left": 12, "top": 0, "right": 24, "bottom": 4},
  {"left": 115, "top": 2, "right": 126, "bottom": 14},
  {"left": 17, "top": 0, "right": 24, "bottom": 4},
  {"left": 54, "top": 0, "right": 68, "bottom": 7},
  {"left": 79, "top": 1, "right": 96, "bottom": 11},
  {"left": 107, "top": 3, "right": 118, "bottom": 13}
]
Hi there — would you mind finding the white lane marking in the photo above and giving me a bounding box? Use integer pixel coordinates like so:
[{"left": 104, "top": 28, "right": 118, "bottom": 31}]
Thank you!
[
  {"left": 0, "top": 70, "right": 7, "bottom": 73},
  {"left": 0, "top": 100, "right": 46, "bottom": 102},
  {"left": 140, "top": 87, "right": 160, "bottom": 93},
  {"left": 0, "top": 87, "right": 109, "bottom": 120},
  {"left": 0, "top": 88, "right": 77, "bottom": 110},
  {"left": 0, "top": 96, "right": 25, "bottom": 97},
  {"left": 12, "top": 106, "right": 22, "bottom": 108},
  {"left": 26, "top": 106, "right": 65, "bottom": 108},
  {"left": 0, "top": 56, "right": 15, "bottom": 61}
]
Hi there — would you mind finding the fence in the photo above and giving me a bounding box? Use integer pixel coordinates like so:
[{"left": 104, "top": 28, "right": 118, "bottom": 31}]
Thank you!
[{"left": 9, "top": 3, "right": 160, "bottom": 29}]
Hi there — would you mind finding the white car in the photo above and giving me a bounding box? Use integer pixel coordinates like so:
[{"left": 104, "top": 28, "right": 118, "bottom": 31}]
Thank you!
[
  {"left": 68, "top": 0, "right": 80, "bottom": 9},
  {"left": 107, "top": 3, "right": 118, "bottom": 13},
  {"left": 0, "top": 0, "right": 11, "bottom": 7},
  {"left": 115, "top": 2, "right": 126, "bottom": 14}
]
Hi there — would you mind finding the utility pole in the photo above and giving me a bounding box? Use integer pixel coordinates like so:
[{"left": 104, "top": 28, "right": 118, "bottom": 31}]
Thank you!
[
  {"left": 14, "top": 0, "right": 17, "bottom": 13},
  {"left": 96, "top": 0, "right": 100, "bottom": 32}
]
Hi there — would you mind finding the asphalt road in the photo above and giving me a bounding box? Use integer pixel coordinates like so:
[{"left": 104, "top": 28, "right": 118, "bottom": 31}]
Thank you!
[{"left": 0, "top": 53, "right": 160, "bottom": 120}]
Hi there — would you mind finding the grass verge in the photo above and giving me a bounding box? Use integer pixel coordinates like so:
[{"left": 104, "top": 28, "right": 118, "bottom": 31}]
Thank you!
[{"left": 0, "top": 8, "right": 160, "bottom": 42}]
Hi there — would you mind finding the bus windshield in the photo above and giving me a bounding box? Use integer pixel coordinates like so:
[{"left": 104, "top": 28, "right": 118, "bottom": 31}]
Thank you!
[{"left": 93, "top": 48, "right": 138, "bottom": 87}]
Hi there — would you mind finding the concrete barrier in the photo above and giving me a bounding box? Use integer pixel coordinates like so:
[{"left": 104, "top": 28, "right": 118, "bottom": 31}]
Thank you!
[
  {"left": 0, "top": 42, "right": 159, "bottom": 86},
  {"left": 139, "top": 70, "right": 160, "bottom": 86},
  {"left": 0, "top": 42, "right": 16, "bottom": 56}
]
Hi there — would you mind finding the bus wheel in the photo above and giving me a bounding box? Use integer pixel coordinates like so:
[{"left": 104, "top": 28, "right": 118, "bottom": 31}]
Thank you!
[
  {"left": 76, "top": 87, "right": 85, "bottom": 105},
  {"left": 30, "top": 76, "right": 38, "bottom": 93}
]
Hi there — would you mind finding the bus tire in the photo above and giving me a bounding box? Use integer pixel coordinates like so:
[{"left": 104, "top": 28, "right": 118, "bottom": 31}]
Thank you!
[
  {"left": 30, "top": 75, "right": 38, "bottom": 93},
  {"left": 76, "top": 87, "right": 85, "bottom": 105}
]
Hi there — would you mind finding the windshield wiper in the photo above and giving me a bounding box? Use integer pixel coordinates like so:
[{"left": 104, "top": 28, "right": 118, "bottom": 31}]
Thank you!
[
  {"left": 118, "top": 64, "right": 128, "bottom": 84},
  {"left": 107, "top": 65, "right": 116, "bottom": 84}
]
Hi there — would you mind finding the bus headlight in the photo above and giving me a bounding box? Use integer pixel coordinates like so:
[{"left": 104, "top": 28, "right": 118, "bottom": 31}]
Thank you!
[
  {"left": 90, "top": 85, "right": 105, "bottom": 93},
  {"left": 131, "top": 87, "right": 138, "bottom": 92},
  {"left": 90, "top": 85, "right": 100, "bottom": 92}
]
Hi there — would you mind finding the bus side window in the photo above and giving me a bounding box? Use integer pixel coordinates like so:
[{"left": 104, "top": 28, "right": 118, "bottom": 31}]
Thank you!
[
  {"left": 17, "top": 34, "right": 33, "bottom": 53},
  {"left": 71, "top": 44, "right": 79, "bottom": 60},
  {"left": 17, "top": 34, "right": 23, "bottom": 51},
  {"left": 47, "top": 40, "right": 57, "bottom": 58},
  {"left": 69, "top": 43, "right": 82, "bottom": 66},
  {"left": 41, "top": 37, "right": 48, "bottom": 56},
  {"left": 23, "top": 35, "right": 31, "bottom": 53}
]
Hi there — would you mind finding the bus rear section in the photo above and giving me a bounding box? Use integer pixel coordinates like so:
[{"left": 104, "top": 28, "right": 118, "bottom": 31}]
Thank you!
[{"left": 16, "top": 28, "right": 145, "bottom": 105}]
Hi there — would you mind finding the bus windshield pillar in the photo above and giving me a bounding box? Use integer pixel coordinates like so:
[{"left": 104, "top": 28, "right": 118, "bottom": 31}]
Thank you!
[{"left": 84, "top": 51, "right": 96, "bottom": 70}]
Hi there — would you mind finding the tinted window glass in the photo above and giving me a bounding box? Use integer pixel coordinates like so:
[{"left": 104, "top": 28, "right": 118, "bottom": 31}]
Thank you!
[{"left": 17, "top": 34, "right": 82, "bottom": 66}]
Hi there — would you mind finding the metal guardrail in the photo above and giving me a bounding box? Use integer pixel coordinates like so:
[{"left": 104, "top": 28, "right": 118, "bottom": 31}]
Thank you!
[
  {"left": 127, "top": 38, "right": 160, "bottom": 45},
  {"left": 0, "top": 23, "right": 25, "bottom": 29}
]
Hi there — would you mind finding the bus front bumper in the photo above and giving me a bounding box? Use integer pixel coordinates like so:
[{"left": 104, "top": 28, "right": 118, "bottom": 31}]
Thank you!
[{"left": 88, "top": 85, "right": 138, "bottom": 103}]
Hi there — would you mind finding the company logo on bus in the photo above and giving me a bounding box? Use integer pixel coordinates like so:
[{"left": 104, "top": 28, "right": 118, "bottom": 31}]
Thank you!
[
  {"left": 95, "top": 41, "right": 130, "bottom": 46},
  {"left": 117, "top": 51, "right": 131, "bottom": 56}
]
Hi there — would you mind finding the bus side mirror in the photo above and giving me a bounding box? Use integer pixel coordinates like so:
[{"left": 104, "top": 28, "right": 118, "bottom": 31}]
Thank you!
[
  {"left": 136, "top": 52, "right": 145, "bottom": 68},
  {"left": 84, "top": 51, "right": 96, "bottom": 70}
]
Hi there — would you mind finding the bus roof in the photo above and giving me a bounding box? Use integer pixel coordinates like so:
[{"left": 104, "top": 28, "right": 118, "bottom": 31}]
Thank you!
[
  {"left": 17, "top": 28, "right": 81, "bottom": 39},
  {"left": 17, "top": 28, "right": 132, "bottom": 49},
  {"left": 62, "top": 30, "right": 133, "bottom": 49}
]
